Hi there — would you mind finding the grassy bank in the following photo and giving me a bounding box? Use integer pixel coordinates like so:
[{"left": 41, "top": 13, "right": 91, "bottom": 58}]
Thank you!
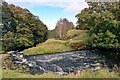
[
  {"left": 66, "top": 29, "right": 88, "bottom": 41},
  {"left": 2, "top": 69, "right": 120, "bottom": 78},
  {"left": 0, "top": 44, "right": 3, "bottom": 53},
  {"left": 24, "top": 39, "right": 73, "bottom": 55},
  {"left": 24, "top": 29, "right": 88, "bottom": 55}
]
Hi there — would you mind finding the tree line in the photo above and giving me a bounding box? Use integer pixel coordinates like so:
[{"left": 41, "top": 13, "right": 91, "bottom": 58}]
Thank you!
[{"left": 1, "top": 1, "right": 120, "bottom": 51}]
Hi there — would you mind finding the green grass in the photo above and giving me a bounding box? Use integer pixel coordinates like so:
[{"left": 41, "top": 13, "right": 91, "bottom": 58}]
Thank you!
[
  {"left": 24, "top": 39, "right": 73, "bottom": 55},
  {"left": 66, "top": 29, "right": 88, "bottom": 41},
  {"left": 2, "top": 69, "right": 120, "bottom": 78},
  {"left": 0, "top": 44, "right": 4, "bottom": 54},
  {"left": 24, "top": 29, "right": 89, "bottom": 55}
]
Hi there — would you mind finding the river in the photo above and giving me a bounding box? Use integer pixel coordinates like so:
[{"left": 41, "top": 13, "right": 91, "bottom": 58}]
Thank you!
[{"left": 9, "top": 49, "right": 120, "bottom": 75}]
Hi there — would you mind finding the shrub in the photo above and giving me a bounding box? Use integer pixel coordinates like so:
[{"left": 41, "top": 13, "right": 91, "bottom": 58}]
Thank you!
[{"left": 70, "top": 41, "right": 86, "bottom": 50}]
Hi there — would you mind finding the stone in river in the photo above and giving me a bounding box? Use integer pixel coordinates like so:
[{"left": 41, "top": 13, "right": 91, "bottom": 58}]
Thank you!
[
  {"left": 29, "top": 66, "right": 45, "bottom": 75},
  {"left": 94, "top": 63, "right": 100, "bottom": 66},
  {"left": 93, "top": 66, "right": 101, "bottom": 71},
  {"left": 46, "top": 64, "right": 63, "bottom": 73},
  {"left": 36, "top": 61, "right": 47, "bottom": 68}
]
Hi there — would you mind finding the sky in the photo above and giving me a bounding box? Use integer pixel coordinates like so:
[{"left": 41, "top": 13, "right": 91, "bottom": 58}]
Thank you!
[{"left": 6, "top": 0, "right": 89, "bottom": 30}]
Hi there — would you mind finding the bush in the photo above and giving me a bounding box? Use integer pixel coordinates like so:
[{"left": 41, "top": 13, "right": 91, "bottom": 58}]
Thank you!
[{"left": 70, "top": 41, "right": 86, "bottom": 50}]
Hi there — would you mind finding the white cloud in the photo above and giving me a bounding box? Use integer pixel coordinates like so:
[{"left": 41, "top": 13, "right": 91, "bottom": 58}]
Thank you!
[
  {"left": 6, "top": 0, "right": 89, "bottom": 12},
  {"left": 65, "top": 2, "right": 89, "bottom": 13},
  {"left": 5, "top": 0, "right": 85, "bottom": 2},
  {"left": 5, "top": 0, "right": 119, "bottom": 2}
]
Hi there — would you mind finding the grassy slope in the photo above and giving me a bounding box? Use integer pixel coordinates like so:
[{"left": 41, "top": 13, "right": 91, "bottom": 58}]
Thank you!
[
  {"left": 2, "top": 69, "right": 120, "bottom": 78},
  {"left": 24, "top": 39, "right": 72, "bottom": 55},
  {"left": 24, "top": 29, "right": 88, "bottom": 55},
  {"left": 66, "top": 29, "right": 88, "bottom": 41}
]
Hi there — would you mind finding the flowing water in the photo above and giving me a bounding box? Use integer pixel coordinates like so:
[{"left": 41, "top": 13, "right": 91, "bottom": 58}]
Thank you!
[{"left": 9, "top": 49, "right": 119, "bottom": 74}]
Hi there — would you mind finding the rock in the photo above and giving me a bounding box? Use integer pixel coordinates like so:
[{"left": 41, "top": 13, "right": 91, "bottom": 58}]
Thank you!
[
  {"left": 19, "top": 55, "right": 24, "bottom": 58},
  {"left": 64, "top": 67, "right": 75, "bottom": 73},
  {"left": 36, "top": 66, "right": 45, "bottom": 74},
  {"left": 46, "top": 64, "right": 63, "bottom": 73},
  {"left": 18, "top": 52, "right": 23, "bottom": 54},
  {"left": 28, "top": 63, "right": 33, "bottom": 67},
  {"left": 95, "top": 63, "right": 100, "bottom": 66},
  {"left": 29, "top": 66, "right": 45, "bottom": 74},
  {"left": 94, "top": 67, "right": 101, "bottom": 71},
  {"left": 84, "top": 63, "right": 87, "bottom": 65},
  {"left": 95, "top": 61, "right": 98, "bottom": 63},
  {"left": 36, "top": 61, "right": 47, "bottom": 68},
  {"left": 85, "top": 65, "right": 90, "bottom": 68},
  {"left": 62, "top": 72, "right": 68, "bottom": 75},
  {"left": 22, "top": 59, "right": 27, "bottom": 63},
  {"left": 55, "top": 72, "right": 64, "bottom": 75},
  {"left": 14, "top": 61, "right": 23, "bottom": 64},
  {"left": 90, "top": 63, "right": 100, "bottom": 67},
  {"left": 7, "top": 51, "right": 16, "bottom": 54}
]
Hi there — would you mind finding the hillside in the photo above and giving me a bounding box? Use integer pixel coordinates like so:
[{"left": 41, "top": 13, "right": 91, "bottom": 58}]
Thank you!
[{"left": 24, "top": 29, "right": 88, "bottom": 55}]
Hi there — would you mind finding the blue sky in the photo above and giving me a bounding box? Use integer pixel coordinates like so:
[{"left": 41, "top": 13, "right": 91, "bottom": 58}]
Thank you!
[{"left": 7, "top": 0, "right": 89, "bottom": 30}]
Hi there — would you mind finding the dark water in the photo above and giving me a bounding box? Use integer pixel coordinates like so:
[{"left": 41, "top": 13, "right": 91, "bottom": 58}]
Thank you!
[
  {"left": 9, "top": 49, "right": 120, "bottom": 74},
  {"left": 96, "top": 48, "right": 120, "bottom": 69}
]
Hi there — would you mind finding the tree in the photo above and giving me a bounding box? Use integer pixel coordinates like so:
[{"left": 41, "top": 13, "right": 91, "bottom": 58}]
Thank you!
[
  {"left": 2, "top": 2, "right": 48, "bottom": 51},
  {"left": 55, "top": 18, "right": 74, "bottom": 38},
  {"left": 2, "top": 31, "right": 15, "bottom": 51},
  {"left": 76, "top": 2, "right": 120, "bottom": 48},
  {"left": 48, "top": 29, "right": 56, "bottom": 39}
]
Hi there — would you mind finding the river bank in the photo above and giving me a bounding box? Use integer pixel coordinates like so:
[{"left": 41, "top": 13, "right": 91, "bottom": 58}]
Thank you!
[{"left": 3, "top": 69, "right": 119, "bottom": 78}]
